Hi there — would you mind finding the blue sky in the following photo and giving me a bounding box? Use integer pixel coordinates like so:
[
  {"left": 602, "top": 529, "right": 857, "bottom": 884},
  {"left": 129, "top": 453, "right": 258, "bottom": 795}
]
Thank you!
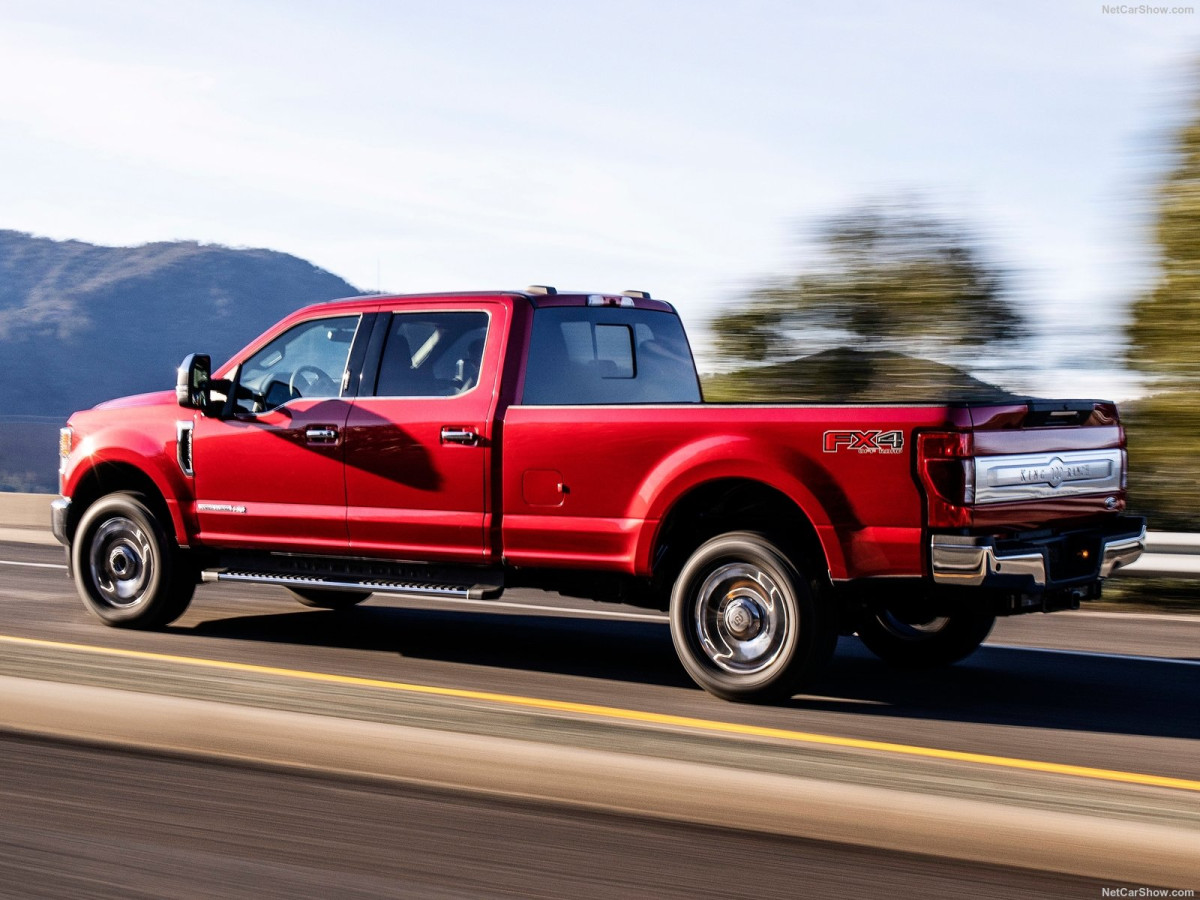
[{"left": 2, "top": 0, "right": 1198, "bottom": 395}]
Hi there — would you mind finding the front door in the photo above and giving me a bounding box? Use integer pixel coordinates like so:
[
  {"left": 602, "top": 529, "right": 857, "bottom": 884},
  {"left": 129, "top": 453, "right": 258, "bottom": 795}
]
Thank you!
[{"left": 191, "top": 313, "right": 363, "bottom": 551}]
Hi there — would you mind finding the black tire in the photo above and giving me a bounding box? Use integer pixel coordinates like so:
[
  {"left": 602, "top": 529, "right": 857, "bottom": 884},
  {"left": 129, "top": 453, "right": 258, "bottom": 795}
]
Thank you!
[
  {"left": 856, "top": 605, "right": 995, "bottom": 669},
  {"left": 72, "top": 492, "right": 195, "bottom": 628},
  {"left": 289, "top": 587, "right": 372, "bottom": 610},
  {"left": 669, "top": 531, "right": 835, "bottom": 703}
]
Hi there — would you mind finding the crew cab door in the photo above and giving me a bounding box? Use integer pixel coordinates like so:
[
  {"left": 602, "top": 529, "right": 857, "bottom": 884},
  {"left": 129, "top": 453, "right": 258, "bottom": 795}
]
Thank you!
[
  {"left": 190, "top": 313, "right": 367, "bottom": 550},
  {"left": 344, "top": 304, "right": 504, "bottom": 562}
]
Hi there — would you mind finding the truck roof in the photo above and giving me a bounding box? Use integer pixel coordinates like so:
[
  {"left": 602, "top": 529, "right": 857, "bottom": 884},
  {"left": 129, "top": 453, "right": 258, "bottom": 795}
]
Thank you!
[{"left": 294, "top": 288, "right": 677, "bottom": 319}]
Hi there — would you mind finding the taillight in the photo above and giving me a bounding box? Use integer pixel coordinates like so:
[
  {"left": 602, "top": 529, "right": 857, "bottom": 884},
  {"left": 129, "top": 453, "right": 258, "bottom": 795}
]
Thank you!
[{"left": 918, "top": 431, "right": 975, "bottom": 528}]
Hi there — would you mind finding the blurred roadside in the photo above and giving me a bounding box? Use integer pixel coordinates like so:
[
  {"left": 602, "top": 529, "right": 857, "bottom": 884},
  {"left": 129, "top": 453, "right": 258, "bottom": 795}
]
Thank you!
[{"left": 700, "top": 71, "right": 1200, "bottom": 613}]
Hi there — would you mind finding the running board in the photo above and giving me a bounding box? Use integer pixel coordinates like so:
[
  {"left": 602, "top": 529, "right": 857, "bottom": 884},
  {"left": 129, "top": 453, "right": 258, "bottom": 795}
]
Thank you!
[{"left": 202, "top": 569, "right": 503, "bottom": 601}]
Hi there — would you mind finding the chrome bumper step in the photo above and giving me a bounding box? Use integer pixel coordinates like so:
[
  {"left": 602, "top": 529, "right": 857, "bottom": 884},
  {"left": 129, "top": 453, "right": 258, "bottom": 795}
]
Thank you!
[
  {"left": 930, "top": 517, "right": 1147, "bottom": 590},
  {"left": 202, "top": 569, "right": 503, "bottom": 601}
]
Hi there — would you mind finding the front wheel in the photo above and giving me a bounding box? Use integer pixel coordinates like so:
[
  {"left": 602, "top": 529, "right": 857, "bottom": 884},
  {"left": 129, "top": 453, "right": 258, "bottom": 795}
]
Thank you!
[
  {"left": 669, "top": 532, "right": 835, "bottom": 703},
  {"left": 856, "top": 605, "right": 994, "bottom": 669},
  {"left": 72, "top": 492, "right": 195, "bottom": 628}
]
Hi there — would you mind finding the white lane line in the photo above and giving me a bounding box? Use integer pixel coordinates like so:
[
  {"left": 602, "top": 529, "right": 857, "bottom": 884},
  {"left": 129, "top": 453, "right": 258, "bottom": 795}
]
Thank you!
[
  {"left": 986, "top": 643, "right": 1200, "bottom": 667},
  {"left": 3, "top": 557, "right": 1198, "bottom": 657},
  {"left": 1071, "top": 610, "right": 1200, "bottom": 623},
  {"left": 1, "top": 563, "right": 655, "bottom": 621}
]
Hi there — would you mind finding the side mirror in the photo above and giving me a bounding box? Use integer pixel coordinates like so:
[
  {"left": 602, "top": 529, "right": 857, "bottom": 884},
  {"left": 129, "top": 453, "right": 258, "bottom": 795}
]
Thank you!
[{"left": 176, "top": 354, "right": 211, "bottom": 410}]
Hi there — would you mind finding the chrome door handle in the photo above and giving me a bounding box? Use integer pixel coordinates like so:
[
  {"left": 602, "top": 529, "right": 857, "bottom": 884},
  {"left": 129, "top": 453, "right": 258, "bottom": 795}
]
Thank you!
[
  {"left": 305, "top": 426, "right": 339, "bottom": 443},
  {"left": 440, "top": 427, "right": 479, "bottom": 446}
]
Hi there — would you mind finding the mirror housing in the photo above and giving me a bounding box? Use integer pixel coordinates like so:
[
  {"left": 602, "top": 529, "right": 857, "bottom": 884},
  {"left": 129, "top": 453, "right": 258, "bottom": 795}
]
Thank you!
[{"left": 176, "top": 354, "right": 211, "bottom": 410}]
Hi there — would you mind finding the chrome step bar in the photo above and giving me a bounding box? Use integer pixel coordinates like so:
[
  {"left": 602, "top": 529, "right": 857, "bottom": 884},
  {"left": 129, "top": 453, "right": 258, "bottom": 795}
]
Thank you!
[{"left": 203, "top": 569, "right": 502, "bottom": 601}]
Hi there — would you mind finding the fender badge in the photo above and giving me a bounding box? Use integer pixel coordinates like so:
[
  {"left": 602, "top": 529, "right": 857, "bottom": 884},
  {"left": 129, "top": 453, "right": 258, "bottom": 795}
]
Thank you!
[
  {"left": 197, "top": 503, "right": 248, "bottom": 514},
  {"left": 823, "top": 430, "right": 904, "bottom": 454}
]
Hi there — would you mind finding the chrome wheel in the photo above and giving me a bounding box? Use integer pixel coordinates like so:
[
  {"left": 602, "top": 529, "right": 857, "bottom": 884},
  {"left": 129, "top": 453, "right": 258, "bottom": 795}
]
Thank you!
[
  {"left": 72, "top": 492, "right": 195, "bottom": 628},
  {"left": 694, "top": 563, "right": 789, "bottom": 675},
  {"left": 669, "top": 531, "right": 835, "bottom": 702},
  {"left": 88, "top": 516, "right": 154, "bottom": 609}
]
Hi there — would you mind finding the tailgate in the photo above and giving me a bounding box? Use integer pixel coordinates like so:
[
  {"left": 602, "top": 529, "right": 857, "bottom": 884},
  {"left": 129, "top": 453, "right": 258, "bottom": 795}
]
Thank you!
[
  {"left": 921, "top": 399, "right": 1145, "bottom": 595},
  {"left": 964, "top": 399, "right": 1127, "bottom": 531}
]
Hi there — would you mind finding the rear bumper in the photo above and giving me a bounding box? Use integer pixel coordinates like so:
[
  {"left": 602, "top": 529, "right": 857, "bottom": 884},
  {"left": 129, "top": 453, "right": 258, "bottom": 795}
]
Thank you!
[{"left": 930, "top": 516, "right": 1146, "bottom": 591}]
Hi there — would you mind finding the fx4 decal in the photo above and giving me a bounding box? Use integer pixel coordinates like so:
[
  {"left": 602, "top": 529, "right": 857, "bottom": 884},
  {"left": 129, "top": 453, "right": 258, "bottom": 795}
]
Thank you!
[{"left": 823, "top": 430, "right": 905, "bottom": 454}]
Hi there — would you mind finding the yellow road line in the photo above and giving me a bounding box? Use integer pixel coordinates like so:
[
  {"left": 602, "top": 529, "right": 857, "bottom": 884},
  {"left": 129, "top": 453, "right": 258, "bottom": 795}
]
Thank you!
[{"left": 2, "top": 632, "right": 1198, "bottom": 793}]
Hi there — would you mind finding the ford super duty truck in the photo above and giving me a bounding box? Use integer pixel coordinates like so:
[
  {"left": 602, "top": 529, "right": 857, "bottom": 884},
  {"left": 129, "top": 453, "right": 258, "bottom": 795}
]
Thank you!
[{"left": 52, "top": 287, "right": 1146, "bottom": 701}]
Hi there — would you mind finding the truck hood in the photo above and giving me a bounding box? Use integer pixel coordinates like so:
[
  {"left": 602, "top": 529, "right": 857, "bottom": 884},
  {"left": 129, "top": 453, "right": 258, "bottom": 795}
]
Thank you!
[{"left": 93, "top": 390, "right": 176, "bottom": 411}]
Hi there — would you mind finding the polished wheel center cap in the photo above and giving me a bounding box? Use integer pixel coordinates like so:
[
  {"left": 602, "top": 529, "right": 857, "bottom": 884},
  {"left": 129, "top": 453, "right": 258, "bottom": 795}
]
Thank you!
[
  {"left": 723, "top": 598, "right": 763, "bottom": 639},
  {"left": 109, "top": 546, "right": 137, "bottom": 578}
]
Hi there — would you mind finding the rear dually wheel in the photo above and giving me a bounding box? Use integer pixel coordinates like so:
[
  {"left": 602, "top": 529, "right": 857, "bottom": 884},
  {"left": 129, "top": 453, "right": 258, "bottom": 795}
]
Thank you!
[{"left": 856, "top": 603, "right": 994, "bottom": 669}]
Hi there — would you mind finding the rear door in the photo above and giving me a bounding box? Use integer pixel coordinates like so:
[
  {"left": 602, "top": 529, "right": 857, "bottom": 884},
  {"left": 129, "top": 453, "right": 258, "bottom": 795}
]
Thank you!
[{"left": 343, "top": 303, "right": 505, "bottom": 562}]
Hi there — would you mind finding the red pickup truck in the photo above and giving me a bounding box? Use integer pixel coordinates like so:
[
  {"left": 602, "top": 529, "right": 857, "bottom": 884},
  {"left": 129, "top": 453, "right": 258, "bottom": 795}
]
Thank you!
[{"left": 52, "top": 287, "right": 1146, "bottom": 701}]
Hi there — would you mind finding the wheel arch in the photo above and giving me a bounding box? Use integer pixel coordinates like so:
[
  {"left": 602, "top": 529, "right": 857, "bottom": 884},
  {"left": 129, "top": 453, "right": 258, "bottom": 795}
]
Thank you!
[
  {"left": 640, "top": 476, "right": 842, "bottom": 598},
  {"left": 65, "top": 460, "right": 187, "bottom": 548},
  {"left": 631, "top": 435, "right": 852, "bottom": 582}
]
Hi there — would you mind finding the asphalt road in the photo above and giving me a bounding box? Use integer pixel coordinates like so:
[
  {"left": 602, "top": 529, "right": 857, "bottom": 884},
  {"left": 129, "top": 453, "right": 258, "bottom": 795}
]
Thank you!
[
  {"left": 0, "top": 732, "right": 1111, "bottom": 900},
  {"left": 3, "top": 540, "right": 1198, "bottom": 780},
  {"left": 2, "top": 538, "right": 1199, "bottom": 895}
]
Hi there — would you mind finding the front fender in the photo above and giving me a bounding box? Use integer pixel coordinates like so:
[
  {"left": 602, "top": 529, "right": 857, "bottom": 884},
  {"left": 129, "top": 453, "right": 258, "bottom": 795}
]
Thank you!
[{"left": 63, "top": 423, "right": 196, "bottom": 545}]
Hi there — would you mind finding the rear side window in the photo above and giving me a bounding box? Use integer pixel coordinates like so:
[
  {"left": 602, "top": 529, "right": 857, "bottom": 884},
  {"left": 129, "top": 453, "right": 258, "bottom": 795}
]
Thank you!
[
  {"left": 372, "top": 311, "right": 489, "bottom": 397},
  {"left": 523, "top": 308, "right": 701, "bottom": 405}
]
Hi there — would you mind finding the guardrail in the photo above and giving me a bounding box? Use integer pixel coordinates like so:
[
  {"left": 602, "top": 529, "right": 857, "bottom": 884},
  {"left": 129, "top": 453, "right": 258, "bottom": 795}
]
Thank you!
[
  {"left": 1124, "top": 532, "right": 1200, "bottom": 579},
  {"left": 0, "top": 492, "right": 53, "bottom": 529},
  {"left": 0, "top": 492, "right": 1196, "bottom": 579}
]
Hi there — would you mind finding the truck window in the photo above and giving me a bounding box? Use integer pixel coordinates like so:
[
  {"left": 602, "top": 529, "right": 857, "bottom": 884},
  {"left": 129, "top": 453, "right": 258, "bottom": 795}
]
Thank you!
[
  {"left": 237, "top": 314, "right": 360, "bottom": 413},
  {"left": 373, "top": 311, "right": 490, "bottom": 397},
  {"left": 523, "top": 307, "right": 701, "bottom": 405}
]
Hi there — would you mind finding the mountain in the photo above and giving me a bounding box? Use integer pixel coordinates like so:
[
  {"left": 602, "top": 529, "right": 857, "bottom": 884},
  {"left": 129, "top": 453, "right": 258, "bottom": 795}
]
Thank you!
[{"left": 0, "top": 231, "right": 361, "bottom": 491}]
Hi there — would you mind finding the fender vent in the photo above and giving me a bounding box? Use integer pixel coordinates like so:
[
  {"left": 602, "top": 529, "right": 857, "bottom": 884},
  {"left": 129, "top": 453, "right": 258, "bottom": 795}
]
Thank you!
[{"left": 176, "top": 421, "right": 194, "bottom": 476}]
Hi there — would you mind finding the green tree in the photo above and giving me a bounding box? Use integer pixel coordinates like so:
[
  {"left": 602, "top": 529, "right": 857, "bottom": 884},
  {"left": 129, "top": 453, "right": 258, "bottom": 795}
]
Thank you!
[
  {"left": 1129, "top": 101, "right": 1200, "bottom": 380},
  {"left": 706, "top": 203, "right": 1025, "bottom": 403},
  {"left": 1124, "top": 85, "right": 1200, "bottom": 530}
]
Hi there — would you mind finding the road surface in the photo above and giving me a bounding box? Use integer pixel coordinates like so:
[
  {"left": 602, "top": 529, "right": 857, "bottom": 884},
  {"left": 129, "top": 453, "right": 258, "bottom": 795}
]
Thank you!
[{"left": 1, "top": 539, "right": 1197, "bottom": 895}]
